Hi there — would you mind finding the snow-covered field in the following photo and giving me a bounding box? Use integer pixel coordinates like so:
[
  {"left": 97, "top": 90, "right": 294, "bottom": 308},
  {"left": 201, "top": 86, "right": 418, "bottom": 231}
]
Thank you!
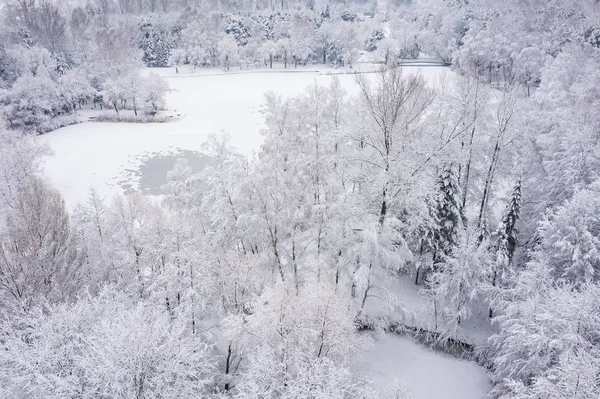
[
  {"left": 361, "top": 332, "right": 491, "bottom": 399},
  {"left": 39, "top": 64, "right": 450, "bottom": 208}
]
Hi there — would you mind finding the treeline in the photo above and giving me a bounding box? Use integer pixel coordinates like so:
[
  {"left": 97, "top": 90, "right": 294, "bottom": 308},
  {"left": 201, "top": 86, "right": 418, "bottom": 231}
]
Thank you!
[
  {"left": 0, "top": 0, "right": 402, "bottom": 132},
  {"left": 0, "top": 0, "right": 174, "bottom": 133}
]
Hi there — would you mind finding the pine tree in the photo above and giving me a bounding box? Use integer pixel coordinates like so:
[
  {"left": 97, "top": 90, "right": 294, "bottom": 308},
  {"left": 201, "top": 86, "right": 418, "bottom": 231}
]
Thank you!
[
  {"left": 477, "top": 217, "right": 490, "bottom": 245},
  {"left": 492, "top": 179, "right": 522, "bottom": 286},
  {"left": 497, "top": 178, "right": 522, "bottom": 263},
  {"left": 489, "top": 178, "right": 522, "bottom": 317},
  {"left": 433, "top": 164, "right": 464, "bottom": 266}
]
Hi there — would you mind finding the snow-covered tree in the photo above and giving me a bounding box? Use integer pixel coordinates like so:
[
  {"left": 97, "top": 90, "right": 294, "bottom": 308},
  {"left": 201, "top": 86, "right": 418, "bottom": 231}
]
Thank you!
[
  {"left": 433, "top": 164, "right": 463, "bottom": 261},
  {"left": 427, "top": 228, "right": 491, "bottom": 334},
  {"left": 0, "top": 129, "right": 48, "bottom": 216},
  {"left": 533, "top": 184, "right": 600, "bottom": 285},
  {"left": 489, "top": 278, "right": 600, "bottom": 399},
  {"left": 224, "top": 280, "right": 368, "bottom": 397},
  {"left": 144, "top": 72, "right": 169, "bottom": 114},
  {"left": 353, "top": 67, "right": 434, "bottom": 226},
  {"left": 2, "top": 72, "right": 74, "bottom": 133},
  {"left": 218, "top": 35, "right": 240, "bottom": 70},
  {"left": 0, "top": 177, "right": 83, "bottom": 311},
  {"left": 139, "top": 17, "right": 180, "bottom": 67},
  {"left": 493, "top": 179, "right": 522, "bottom": 284}
]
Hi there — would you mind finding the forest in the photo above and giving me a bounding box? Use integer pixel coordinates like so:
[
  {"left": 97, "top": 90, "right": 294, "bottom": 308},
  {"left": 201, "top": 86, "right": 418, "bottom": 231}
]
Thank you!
[{"left": 1, "top": 0, "right": 600, "bottom": 398}]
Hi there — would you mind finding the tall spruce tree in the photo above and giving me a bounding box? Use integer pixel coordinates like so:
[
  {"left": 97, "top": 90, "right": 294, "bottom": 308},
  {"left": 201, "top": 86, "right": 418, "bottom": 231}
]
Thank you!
[
  {"left": 496, "top": 178, "right": 522, "bottom": 264},
  {"left": 433, "top": 164, "right": 464, "bottom": 267},
  {"left": 490, "top": 178, "right": 522, "bottom": 317}
]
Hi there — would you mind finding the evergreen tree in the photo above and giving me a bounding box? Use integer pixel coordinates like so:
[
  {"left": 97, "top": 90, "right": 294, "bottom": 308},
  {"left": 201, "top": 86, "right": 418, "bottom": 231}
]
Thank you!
[
  {"left": 433, "top": 164, "right": 464, "bottom": 265},
  {"left": 0, "top": 44, "right": 19, "bottom": 89},
  {"left": 477, "top": 217, "right": 490, "bottom": 245},
  {"left": 496, "top": 178, "right": 522, "bottom": 264},
  {"left": 139, "top": 21, "right": 179, "bottom": 67},
  {"left": 489, "top": 178, "right": 522, "bottom": 317}
]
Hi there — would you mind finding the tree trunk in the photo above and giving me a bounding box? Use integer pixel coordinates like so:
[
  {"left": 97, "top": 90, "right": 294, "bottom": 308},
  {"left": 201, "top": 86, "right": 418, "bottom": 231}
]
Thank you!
[
  {"left": 270, "top": 228, "right": 285, "bottom": 281},
  {"left": 292, "top": 240, "right": 298, "bottom": 290},
  {"left": 489, "top": 270, "right": 497, "bottom": 318},
  {"left": 224, "top": 343, "right": 233, "bottom": 390},
  {"left": 462, "top": 125, "right": 476, "bottom": 209},
  {"left": 461, "top": 78, "right": 479, "bottom": 208},
  {"left": 478, "top": 139, "right": 501, "bottom": 228},
  {"left": 379, "top": 190, "right": 387, "bottom": 226},
  {"left": 190, "top": 261, "right": 196, "bottom": 335},
  {"left": 359, "top": 263, "right": 373, "bottom": 314}
]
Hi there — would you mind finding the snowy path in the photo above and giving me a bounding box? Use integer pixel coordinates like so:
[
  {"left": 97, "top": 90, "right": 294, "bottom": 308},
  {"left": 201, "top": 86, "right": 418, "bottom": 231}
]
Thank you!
[{"left": 360, "top": 332, "right": 491, "bottom": 399}]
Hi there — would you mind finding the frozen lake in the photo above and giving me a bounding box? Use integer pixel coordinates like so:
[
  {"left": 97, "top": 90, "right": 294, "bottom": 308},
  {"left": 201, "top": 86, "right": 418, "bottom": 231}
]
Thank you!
[{"left": 39, "top": 64, "right": 450, "bottom": 208}]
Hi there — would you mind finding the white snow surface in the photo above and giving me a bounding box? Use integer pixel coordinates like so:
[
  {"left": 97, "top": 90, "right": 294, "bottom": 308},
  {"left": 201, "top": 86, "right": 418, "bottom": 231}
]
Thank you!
[
  {"left": 361, "top": 332, "right": 491, "bottom": 399},
  {"left": 39, "top": 64, "right": 450, "bottom": 208}
]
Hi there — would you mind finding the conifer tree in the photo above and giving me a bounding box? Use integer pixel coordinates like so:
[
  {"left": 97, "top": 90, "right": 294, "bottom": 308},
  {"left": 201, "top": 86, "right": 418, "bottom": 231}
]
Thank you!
[
  {"left": 489, "top": 178, "right": 522, "bottom": 317},
  {"left": 433, "top": 164, "right": 464, "bottom": 266},
  {"left": 496, "top": 178, "right": 522, "bottom": 264}
]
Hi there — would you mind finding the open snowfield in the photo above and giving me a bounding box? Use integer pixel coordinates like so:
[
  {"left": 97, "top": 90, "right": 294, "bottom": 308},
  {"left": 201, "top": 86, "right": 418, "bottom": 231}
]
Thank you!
[
  {"left": 39, "top": 64, "right": 451, "bottom": 208},
  {"left": 361, "top": 332, "right": 491, "bottom": 399}
]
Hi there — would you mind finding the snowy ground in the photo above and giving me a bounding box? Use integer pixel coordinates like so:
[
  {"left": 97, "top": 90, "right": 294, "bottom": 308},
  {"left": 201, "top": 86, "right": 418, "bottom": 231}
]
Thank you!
[
  {"left": 360, "top": 332, "right": 491, "bottom": 399},
  {"left": 39, "top": 63, "right": 450, "bottom": 208}
]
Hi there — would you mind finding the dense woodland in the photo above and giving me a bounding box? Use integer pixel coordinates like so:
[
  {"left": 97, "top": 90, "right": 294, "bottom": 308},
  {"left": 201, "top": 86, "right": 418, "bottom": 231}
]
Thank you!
[{"left": 1, "top": 0, "right": 600, "bottom": 398}]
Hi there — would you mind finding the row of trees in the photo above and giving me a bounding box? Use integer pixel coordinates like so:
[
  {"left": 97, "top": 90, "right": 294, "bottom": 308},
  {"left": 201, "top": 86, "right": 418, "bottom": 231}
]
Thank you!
[
  {"left": 171, "top": 8, "right": 379, "bottom": 70},
  {"left": 0, "top": 1, "right": 171, "bottom": 132}
]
